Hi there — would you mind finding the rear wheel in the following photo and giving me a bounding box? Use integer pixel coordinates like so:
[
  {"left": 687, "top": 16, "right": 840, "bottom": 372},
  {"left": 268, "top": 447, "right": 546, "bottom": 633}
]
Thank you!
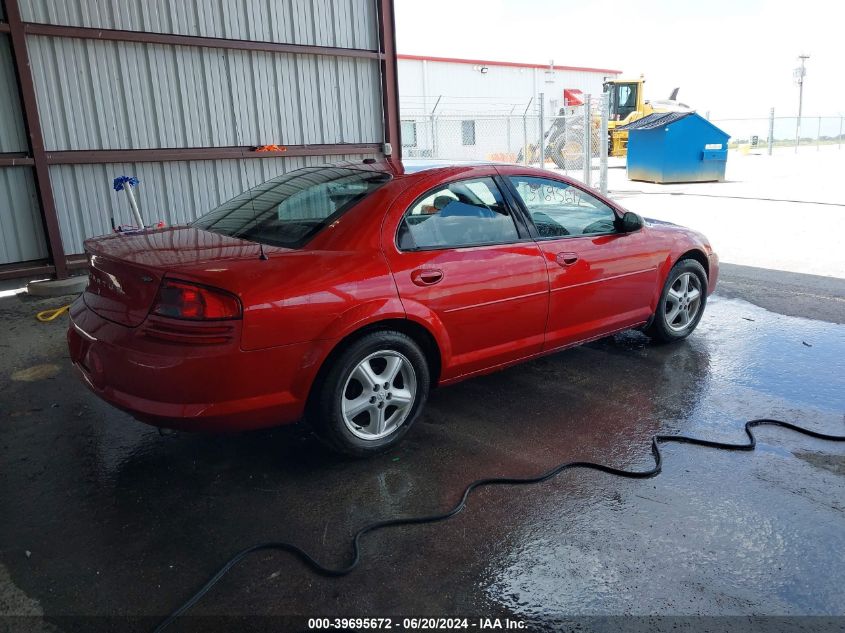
[
  {"left": 310, "top": 330, "right": 430, "bottom": 457},
  {"left": 646, "top": 259, "right": 708, "bottom": 343}
]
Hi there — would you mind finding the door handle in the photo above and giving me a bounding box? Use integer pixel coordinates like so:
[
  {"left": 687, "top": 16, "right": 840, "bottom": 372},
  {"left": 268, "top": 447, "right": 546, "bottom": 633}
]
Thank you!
[
  {"left": 411, "top": 268, "right": 444, "bottom": 286},
  {"left": 555, "top": 252, "right": 579, "bottom": 267}
]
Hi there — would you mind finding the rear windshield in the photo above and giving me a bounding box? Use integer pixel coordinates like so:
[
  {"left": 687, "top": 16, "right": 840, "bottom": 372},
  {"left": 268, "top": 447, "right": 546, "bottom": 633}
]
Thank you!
[{"left": 193, "top": 167, "right": 391, "bottom": 249}]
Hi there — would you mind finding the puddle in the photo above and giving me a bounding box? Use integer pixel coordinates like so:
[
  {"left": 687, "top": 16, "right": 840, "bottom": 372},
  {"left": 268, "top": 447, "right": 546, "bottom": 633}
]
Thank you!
[
  {"left": 10, "top": 364, "right": 61, "bottom": 382},
  {"left": 693, "top": 296, "right": 844, "bottom": 412}
]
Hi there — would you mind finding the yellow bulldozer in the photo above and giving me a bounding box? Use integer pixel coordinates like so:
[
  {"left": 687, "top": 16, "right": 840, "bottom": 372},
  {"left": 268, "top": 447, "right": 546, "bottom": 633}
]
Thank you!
[
  {"left": 605, "top": 76, "right": 692, "bottom": 157},
  {"left": 516, "top": 76, "right": 692, "bottom": 167}
]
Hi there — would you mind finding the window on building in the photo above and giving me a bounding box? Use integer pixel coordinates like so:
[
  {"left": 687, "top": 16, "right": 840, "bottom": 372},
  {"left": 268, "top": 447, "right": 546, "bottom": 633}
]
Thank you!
[
  {"left": 461, "top": 120, "right": 476, "bottom": 146},
  {"left": 401, "top": 120, "right": 417, "bottom": 147}
]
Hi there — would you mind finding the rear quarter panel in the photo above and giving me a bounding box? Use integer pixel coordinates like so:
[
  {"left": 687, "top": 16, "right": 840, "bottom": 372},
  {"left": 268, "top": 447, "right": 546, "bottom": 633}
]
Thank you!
[
  {"left": 158, "top": 184, "right": 408, "bottom": 352},
  {"left": 237, "top": 249, "right": 403, "bottom": 350}
]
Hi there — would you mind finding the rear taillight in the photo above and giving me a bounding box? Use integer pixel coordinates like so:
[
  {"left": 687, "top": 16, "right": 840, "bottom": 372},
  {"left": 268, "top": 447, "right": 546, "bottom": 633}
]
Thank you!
[{"left": 151, "top": 280, "right": 241, "bottom": 320}]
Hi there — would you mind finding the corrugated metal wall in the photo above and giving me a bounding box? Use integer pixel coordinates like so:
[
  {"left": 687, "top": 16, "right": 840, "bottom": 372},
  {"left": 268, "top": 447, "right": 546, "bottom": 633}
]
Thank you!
[
  {"left": 0, "top": 167, "right": 49, "bottom": 263},
  {"left": 50, "top": 153, "right": 371, "bottom": 254},
  {"left": 1, "top": 32, "right": 47, "bottom": 265},
  {"left": 0, "top": 35, "right": 27, "bottom": 153},
  {"left": 1, "top": 0, "right": 385, "bottom": 265},
  {"left": 20, "top": 0, "right": 378, "bottom": 49},
  {"left": 28, "top": 37, "right": 382, "bottom": 150}
]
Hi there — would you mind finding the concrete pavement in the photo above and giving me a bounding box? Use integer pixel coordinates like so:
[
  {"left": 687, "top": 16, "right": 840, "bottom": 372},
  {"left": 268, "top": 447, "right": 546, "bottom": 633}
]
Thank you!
[
  {"left": 606, "top": 145, "right": 845, "bottom": 279},
  {"left": 1, "top": 267, "right": 842, "bottom": 631}
]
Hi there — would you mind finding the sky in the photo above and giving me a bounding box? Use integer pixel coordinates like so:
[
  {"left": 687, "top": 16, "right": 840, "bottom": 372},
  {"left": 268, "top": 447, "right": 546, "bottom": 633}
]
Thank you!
[{"left": 394, "top": 0, "right": 845, "bottom": 120}]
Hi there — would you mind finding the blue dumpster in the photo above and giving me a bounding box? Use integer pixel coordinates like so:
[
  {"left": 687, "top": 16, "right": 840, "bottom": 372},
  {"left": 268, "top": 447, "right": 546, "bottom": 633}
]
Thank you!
[{"left": 621, "top": 112, "right": 730, "bottom": 183}]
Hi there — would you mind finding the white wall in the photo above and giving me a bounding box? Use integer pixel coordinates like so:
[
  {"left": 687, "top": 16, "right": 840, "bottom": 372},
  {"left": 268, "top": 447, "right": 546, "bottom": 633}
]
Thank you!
[{"left": 399, "top": 58, "right": 618, "bottom": 117}]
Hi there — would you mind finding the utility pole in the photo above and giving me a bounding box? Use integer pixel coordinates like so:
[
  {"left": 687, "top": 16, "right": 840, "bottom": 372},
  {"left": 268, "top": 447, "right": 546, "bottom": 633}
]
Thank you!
[{"left": 794, "top": 54, "right": 809, "bottom": 153}]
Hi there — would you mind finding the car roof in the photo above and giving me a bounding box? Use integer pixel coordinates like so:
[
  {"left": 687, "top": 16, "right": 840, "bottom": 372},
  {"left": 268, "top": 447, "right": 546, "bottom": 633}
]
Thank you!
[
  {"left": 321, "top": 158, "right": 559, "bottom": 181},
  {"left": 400, "top": 159, "right": 500, "bottom": 174}
]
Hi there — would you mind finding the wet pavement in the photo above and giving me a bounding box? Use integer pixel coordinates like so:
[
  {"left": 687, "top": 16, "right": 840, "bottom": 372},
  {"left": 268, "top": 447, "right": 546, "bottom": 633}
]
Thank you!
[{"left": 1, "top": 281, "right": 844, "bottom": 632}]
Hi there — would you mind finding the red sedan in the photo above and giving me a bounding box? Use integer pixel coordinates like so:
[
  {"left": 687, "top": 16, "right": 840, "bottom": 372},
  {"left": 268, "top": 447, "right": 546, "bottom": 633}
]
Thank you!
[{"left": 68, "top": 160, "right": 718, "bottom": 456}]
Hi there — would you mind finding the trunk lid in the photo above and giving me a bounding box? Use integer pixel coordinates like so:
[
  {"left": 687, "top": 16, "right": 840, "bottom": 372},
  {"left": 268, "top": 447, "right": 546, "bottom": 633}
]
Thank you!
[
  {"left": 82, "top": 226, "right": 270, "bottom": 327},
  {"left": 84, "top": 253, "right": 164, "bottom": 327}
]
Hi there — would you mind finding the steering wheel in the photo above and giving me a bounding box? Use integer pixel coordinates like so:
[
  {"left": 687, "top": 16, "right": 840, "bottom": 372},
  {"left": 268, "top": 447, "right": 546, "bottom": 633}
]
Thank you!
[{"left": 581, "top": 219, "right": 615, "bottom": 235}]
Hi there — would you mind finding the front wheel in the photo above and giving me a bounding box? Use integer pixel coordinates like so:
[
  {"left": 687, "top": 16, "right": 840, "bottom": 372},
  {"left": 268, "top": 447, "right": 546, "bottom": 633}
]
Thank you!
[
  {"left": 646, "top": 259, "right": 708, "bottom": 343},
  {"left": 309, "top": 331, "right": 430, "bottom": 457}
]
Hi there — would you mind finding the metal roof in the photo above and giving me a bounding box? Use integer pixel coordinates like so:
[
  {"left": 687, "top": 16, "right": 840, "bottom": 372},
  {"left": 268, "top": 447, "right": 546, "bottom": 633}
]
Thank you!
[
  {"left": 617, "top": 112, "right": 693, "bottom": 131},
  {"left": 397, "top": 54, "right": 622, "bottom": 76}
]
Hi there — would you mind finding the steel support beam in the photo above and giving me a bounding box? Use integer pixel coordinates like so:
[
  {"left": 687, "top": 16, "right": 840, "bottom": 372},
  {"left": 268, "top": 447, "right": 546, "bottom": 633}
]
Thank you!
[
  {"left": 4, "top": 0, "right": 68, "bottom": 278},
  {"left": 376, "top": 0, "right": 401, "bottom": 165},
  {"left": 44, "top": 143, "right": 382, "bottom": 165},
  {"left": 0, "top": 259, "right": 54, "bottom": 281},
  {"left": 23, "top": 22, "right": 383, "bottom": 60},
  {"left": 0, "top": 152, "right": 34, "bottom": 166}
]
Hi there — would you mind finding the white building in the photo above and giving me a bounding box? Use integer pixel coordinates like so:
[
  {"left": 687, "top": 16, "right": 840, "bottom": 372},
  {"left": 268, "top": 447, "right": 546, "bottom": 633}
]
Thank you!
[{"left": 398, "top": 54, "right": 621, "bottom": 160}]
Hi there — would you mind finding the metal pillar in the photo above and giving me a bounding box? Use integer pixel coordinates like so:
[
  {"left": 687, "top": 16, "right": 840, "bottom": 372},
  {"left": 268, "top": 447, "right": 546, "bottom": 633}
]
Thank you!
[
  {"left": 599, "top": 93, "right": 608, "bottom": 195},
  {"left": 376, "top": 0, "right": 401, "bottom": 164},
  {"left": 4, "top": 0, "right": 68, "bottom": 278},
  {"left": 794, "top": 54, "right": 809, "bottom": 153},
  {"left": 506, "top": 110, "right": 512, "bottom": 159},
  {"left": 429, "top": 95, "right": 441, "bottom": 159},
  {"left": 538, "top": 92, "right": 545, "bottom": 169},
  {"left": 582, "top": 94, "right": 592, "bottom": 186},
  {"left": 522, "top": 97, "right": 532, "bottom": 166},
  {"left": 767, "top": 108, "right": 775, "bottom": 155}
]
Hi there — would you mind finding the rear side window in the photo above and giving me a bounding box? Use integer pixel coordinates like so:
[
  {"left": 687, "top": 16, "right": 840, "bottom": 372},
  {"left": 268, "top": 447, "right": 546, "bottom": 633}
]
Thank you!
[
  {"left": 397, "top": 177, "right": 519, "bottom": 250},
  {"left": 193, "top": 167, "right": 390, "bottom": 249}
]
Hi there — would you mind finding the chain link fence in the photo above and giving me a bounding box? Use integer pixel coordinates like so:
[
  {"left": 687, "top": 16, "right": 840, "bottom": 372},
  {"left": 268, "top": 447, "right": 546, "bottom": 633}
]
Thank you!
[
  {"left": 401, "top": 93, "right": 610, "bottom": 193},
  {"left": 710, "top": 114, "right": 844, "bottom": 152},
  {"left": 399, "top": 98, "right": 844, "bottom": 190}
]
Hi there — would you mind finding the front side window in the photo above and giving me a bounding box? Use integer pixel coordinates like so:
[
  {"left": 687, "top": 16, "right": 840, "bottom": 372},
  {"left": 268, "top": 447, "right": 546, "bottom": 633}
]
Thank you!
[
  {"left": 397, "top": 177, "right": 519, "bottom": 250},
  {"left": 193, "top": 167, "right": 390, "bottom": 249},
  {"left": 508, "top": 176, "right": 617, "bottom": 238}
]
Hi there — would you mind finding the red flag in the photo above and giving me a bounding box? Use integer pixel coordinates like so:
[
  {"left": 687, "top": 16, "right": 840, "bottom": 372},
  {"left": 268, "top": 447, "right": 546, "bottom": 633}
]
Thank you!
[{"left": 563, "top": 89, "right": 584, "bottom": 106}]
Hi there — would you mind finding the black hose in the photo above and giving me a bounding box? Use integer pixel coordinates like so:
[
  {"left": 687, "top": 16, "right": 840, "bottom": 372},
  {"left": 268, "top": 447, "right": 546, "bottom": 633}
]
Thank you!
[{"left": 153, "top": 418, "right": 845, "bottom": 632}]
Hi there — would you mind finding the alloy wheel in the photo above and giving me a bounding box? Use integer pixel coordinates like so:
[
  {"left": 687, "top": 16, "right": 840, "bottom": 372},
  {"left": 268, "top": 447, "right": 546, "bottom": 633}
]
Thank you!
[
  {"left": 341, "top": 350, "right": 417, "bottom": 441},
  {"left": 664, "top": 272, "right": 703, "bottom": 332}
]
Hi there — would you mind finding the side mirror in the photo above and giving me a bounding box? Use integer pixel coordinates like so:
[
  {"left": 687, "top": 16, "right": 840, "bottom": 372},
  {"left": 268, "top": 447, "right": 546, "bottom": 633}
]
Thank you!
[{"left": 618, "top": 211, "right": 644, "bottom": 233}]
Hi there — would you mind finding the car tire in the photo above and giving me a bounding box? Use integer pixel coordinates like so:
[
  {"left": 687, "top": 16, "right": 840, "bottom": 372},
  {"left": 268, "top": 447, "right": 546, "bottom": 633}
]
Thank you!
[
  {"left": 310, "top": 330, "right": 430, "bottom": 457},
  {"left": 646, "top": 259, "right": 708, "bottom": 343}
]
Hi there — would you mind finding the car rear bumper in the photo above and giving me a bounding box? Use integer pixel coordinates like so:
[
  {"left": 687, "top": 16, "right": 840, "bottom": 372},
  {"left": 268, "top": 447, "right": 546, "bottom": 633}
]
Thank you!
[{"left": 67, "top": 297, "right": 326, "bottom": 431}]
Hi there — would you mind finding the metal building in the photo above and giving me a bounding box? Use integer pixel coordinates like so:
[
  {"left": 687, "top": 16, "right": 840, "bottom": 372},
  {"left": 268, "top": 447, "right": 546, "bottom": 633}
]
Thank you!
[
  {"left": 397, "top": 55, "right": 621, "bottom": 159},
  {"left": 0, "top": 0, "right": 399, "bottom": 280}
]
